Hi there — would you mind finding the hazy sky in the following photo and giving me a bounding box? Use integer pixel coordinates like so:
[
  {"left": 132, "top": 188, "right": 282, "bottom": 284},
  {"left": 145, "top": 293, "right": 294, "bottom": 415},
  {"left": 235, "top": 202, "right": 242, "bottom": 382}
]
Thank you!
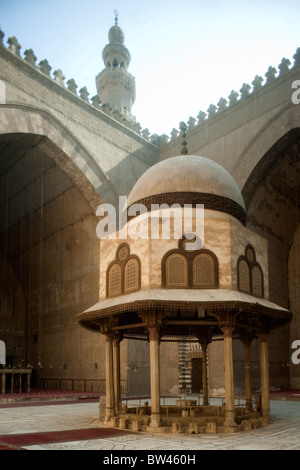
[{"left": 1, "top": 0, "right": 299, "bottom": 136}]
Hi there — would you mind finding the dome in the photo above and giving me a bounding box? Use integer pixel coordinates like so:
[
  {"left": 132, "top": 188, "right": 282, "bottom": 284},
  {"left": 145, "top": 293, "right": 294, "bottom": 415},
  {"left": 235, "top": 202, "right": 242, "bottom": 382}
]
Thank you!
[
  {"left": 127, "top": 155, "right": 246, "bottom": 224},
  {"left": 108, "top": 25, "right": 125, "bottom": 44}
]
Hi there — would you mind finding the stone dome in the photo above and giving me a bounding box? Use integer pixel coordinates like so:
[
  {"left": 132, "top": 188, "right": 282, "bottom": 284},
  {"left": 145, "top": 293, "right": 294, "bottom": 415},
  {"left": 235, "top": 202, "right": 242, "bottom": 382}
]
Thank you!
[
  {"left": 108, "top": 25, "right": 125, "bottom": 44},
  {"left": 127, "top": 155, "right": 246, "bottom": 224}
]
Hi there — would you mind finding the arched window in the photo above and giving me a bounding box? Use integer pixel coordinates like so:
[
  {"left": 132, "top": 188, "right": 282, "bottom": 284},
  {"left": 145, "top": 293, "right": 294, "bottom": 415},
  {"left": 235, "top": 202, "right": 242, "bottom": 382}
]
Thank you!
[
  {"left": 238, "top": 259, "right": 251, "bottom": 293},
  {"left": 162, "top": 238, "right": 219, "bottom": 289},
  {"left": 193, "top": 253, "right": 216, "bottom": 288},
  {"left": 166, "top": 253, "right": 188, "bottom": 287},
  {"left": 124, "top": 258, "right": 139, "bottom": 293},
  {"left": 237, "top": 245, "right": 264, "bottom": 298},
  {"left": 106, "top": 244, "right": 141, "bottom": 297},
  {"left": 108, "top": 263, "right": 122, "bottom": 297},
  {"left": 252, "top": 265, "right": 263, "bottom": 297}
]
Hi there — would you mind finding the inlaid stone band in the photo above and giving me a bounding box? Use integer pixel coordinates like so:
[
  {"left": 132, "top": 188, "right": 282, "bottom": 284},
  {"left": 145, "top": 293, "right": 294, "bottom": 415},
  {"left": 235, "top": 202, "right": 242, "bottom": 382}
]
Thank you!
[{"left": 127, "top": 191, "right": 247, "bottom": 226}]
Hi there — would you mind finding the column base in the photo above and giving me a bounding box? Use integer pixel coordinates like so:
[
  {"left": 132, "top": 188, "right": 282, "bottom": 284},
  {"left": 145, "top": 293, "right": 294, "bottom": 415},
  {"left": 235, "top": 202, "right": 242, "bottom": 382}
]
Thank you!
[
  {"left": 260, "top": 412, "right": 272, "bottom": 426},
  {"left": 223, "top": 410, "right": 237, "bottom": 428},
  {"left": 150, "top": 412, "right": 161, "bottom": 428},
  {"left": 105, "top": 407, "right": 116, "bottom": 423}
]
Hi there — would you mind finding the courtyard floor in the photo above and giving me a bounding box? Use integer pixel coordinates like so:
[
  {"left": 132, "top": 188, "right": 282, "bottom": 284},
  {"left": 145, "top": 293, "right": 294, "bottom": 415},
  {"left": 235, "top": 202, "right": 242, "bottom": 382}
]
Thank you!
[{"left": 0, "top": 389, "right": 299, "bottom": 452}]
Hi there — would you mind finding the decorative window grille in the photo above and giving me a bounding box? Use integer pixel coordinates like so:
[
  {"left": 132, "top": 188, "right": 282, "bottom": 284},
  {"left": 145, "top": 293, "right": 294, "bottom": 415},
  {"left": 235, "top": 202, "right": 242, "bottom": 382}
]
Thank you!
[
  {"left": 252, "top": 265, "right": 263, "bottom": 297},
  {"left": 166, "top": 254, "right": 188, "bottom": 287},
  {"left": 193, "top": 253, "right": 215, "bottom": 287},
  {"left": 238, "top": 259, "right": 251, "bottom": 293},
  {"left": 108, "top": 263, "right": 122, "bottom": 297},
  {"left": 124, "top": 258, "right": 139, "bottom": 293}
]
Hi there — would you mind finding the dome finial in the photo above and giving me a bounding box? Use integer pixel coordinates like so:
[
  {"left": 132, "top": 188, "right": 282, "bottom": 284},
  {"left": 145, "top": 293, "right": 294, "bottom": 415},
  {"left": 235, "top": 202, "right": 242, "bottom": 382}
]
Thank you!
[
  {"left": 114, "top": 10, "right": 119, "bottom": 25},
  {"left": 179, "top": 122, "right": 188, "bottom": 155}
]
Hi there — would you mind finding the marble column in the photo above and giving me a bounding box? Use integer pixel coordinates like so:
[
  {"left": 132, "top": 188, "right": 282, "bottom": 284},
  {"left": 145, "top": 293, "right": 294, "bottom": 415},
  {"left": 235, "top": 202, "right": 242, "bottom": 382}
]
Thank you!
[
  {"left": 241, "top": 336, "right": 253, "bottom": 411},
  {"left": 148, "top": 326, "right": 161, "bottom": 428},
  {"left": 1, "top": 372, "right": 5, "bottom": 394},
  {"left": 221, "top": 326, "right": 237, "bottom": 428},
  {"left": 105, "top": 333, "right": 115, "bottom": 421},
  {"left": 201, "top": 342, "right": 209, "bottom": 406},
  {"left": 27, "top": 372, "right": 31, "bottom": 393},
  {"left": 113, "top": 334, "right": 121, "bottom": 415},
  {"left": 259, "top": 333, "right": 271, "bottom": 425}
]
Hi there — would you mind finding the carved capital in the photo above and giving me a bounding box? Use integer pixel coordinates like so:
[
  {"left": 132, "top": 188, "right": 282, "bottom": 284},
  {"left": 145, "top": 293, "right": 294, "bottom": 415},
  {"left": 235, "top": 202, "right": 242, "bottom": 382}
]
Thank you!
[
  {"left": 259, "top": 332, "right": 269, "bottom": 343},
  {"left": 112, "top": 331, "right": 123, "bottom": 344},
  {"left": 221, "top": 326, "right": 235, "bottom": 338},
  {"left": 148, "top": 326, "right": 161, "bottom": 342},
  {"left": 215, "top": 311, "right": 238, "bottom": 331}
]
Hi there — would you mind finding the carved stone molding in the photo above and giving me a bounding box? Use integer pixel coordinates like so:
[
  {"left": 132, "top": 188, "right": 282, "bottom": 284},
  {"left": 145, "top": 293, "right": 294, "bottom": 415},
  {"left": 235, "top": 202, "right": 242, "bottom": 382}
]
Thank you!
[{"left": 127, "top": 191, "right": 247, "bottom": 225}]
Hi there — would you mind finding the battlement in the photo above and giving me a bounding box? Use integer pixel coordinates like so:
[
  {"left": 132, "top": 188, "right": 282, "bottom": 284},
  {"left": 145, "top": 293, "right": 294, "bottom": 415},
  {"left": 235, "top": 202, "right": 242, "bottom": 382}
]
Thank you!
[
  {"left": 167, "top": 48, "right": 300, "bottom": 143},
  {"left": 0, "top": 29, "right": 299, "bottom": 149},
  {"left": 0, "top": 29, "right": 156, "bottom": 144}
]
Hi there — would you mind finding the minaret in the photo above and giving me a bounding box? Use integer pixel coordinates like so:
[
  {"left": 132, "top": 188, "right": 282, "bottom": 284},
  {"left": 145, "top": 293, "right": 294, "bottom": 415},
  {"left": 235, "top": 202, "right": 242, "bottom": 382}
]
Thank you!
[{"left": 96, "top": 12, "right": 136, "bottom": 122}]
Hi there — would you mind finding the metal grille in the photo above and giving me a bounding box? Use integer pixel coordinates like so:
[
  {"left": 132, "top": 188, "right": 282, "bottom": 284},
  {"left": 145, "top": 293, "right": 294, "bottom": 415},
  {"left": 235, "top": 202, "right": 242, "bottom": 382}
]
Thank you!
[
  {"left": 166, "top": 254, "right": 188, "bottom": 287},
  {"left": 252, "top": 265, "right": 263, "bottom": 297},
  {"left": 238, "top": 259, "right": 250, "bottom": 293},
  {"left": 108, "top": 263, "right": 122, "bottom": 296},
  {"left": 124, "top": 258, "right": 139, "bottom": 292},
  {"left": 193, "top": 253, "right": 215, "bottom": 287}
]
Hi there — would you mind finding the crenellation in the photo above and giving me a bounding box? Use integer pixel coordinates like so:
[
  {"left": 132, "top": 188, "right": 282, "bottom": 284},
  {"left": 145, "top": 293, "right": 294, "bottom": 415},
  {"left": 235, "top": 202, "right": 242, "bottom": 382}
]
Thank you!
[
  {"left": 24, "top": 48, "right": 37, "bottom": 67},
  {"left": 170, "top": 128, "right": 179, "bottom": 141},
  {"left": 293, "top": 47, "right": 300, "bottom": 66},
  {"left": 53, "top": 69, "right": 65, "bottom": 86},
  {"left": 228, "top": 90, "right": 239, "bottom": 106},
  {"left": 79, "top": 86, "right": 89, "bottom": 102},
  {"left": 133, "top": 122, "right": 142, "bottom": 135},
  {"left": 264, "top": 65, "right": 277, "bottom": 84},
  {"left": 207, "top": 103, "right": 217, "bottom": 119},
  {"left": 239, "top": 83, "right": 251, "bottom": 100},
  {"left": 252, "top": 75, "right": 264, "bottom": 92},
  {"left": 91, "top": 94, "right": 101, "bottom": 108},
  {"left": 197, "top": 110, "right": 207, "bottom": 124},
  {"left": 39, "top": 59, "right": 52, "bottom": 76},
  {"left": 217, "top": 97, "right": 228, "bottom": 112},
  {"left": 278, "top": 57, "right": 291, "bottom": 76},
  {"left": 7, "top": 36, "right": 21, "bottom": 56},
  {"left": 141, "top": 128, "right": 150, "bottom": 140},
  {"left": 67, "top": 78, "right": 78, "bottom": 94},
  {"left": 187, "top": 116, "right": 196, "bottom": 129}
]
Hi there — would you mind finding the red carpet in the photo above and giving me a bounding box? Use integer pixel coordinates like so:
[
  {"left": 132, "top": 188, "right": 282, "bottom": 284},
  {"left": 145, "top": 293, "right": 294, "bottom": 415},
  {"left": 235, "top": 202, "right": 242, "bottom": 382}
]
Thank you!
[
  {"left": 0, "top": 427, "right": 131, "bottom": 450},
  {"left": 269, "top": 389, "right": 300, "bottom": 399}
]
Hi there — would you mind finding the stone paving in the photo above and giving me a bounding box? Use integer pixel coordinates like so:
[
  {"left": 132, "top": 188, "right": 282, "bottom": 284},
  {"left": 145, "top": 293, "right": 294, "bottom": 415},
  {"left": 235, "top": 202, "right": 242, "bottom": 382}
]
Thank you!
[{"left": 0, "top": 399, "right": 299, "bottom": 450}]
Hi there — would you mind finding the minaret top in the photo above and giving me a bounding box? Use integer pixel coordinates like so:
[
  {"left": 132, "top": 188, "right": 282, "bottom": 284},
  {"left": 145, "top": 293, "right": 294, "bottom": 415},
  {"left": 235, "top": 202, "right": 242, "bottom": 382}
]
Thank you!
[
  {"left": 108, "top": 11, "right": 125, "bottom": 45},
  {"left": 102, "top": 12, "right": 130, "bottom": 68},
  {"left": 96, "top": 12, "right": 136, "bottom": 121}
]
